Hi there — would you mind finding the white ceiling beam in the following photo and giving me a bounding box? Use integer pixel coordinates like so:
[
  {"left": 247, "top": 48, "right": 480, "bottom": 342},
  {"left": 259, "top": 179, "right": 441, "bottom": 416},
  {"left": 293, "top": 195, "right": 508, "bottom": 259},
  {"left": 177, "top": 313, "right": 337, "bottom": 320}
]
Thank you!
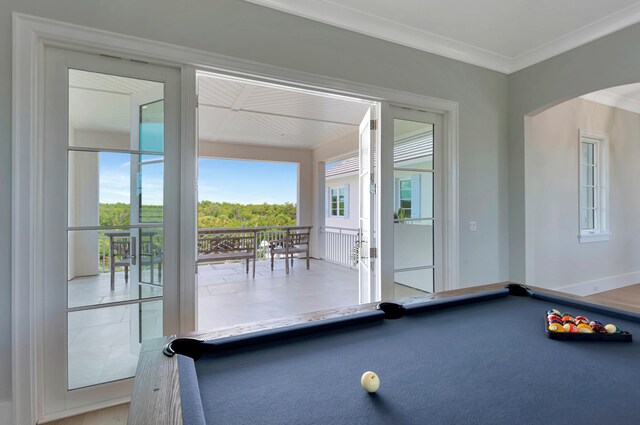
[
  {"left": 199, "top": 102, "right": 359, "bottom": 126},
  {"left": 209, "top": 84, "right": 256, "bottom": 137},
  {"left": 230, "top": 85, "right": 255, "bottom": 111}
]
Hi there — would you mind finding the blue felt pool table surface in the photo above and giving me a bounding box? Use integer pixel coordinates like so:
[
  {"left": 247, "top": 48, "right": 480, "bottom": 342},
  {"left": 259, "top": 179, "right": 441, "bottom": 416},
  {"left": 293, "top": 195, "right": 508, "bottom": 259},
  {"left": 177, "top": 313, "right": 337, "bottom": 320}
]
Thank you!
[{"left": 172, "top": 286, "right": 640, "bottom": 425}]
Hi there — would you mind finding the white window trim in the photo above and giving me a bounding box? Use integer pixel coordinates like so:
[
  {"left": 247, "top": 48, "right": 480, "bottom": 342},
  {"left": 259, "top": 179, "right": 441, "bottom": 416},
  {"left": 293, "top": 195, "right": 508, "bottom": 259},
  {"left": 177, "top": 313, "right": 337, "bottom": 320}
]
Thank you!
[
  {"left": 329, "top": 187, "right": 343, "bottom": 217},
  {"left": 578, "top": 129, "right": 610, "bottom": 243},
  {"left": 328, "top": 185, "right": 349, "bottom": 218},
  {"left": 398, "top": 177, "right": 412, "bottom": 216}
]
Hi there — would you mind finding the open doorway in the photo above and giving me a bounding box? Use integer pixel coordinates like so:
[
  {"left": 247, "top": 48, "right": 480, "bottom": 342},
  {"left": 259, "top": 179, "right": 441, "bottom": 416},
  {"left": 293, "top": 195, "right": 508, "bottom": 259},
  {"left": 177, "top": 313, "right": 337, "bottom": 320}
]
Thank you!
[{"left": 195, "top": 72, "right": 376, "bottom": 330}]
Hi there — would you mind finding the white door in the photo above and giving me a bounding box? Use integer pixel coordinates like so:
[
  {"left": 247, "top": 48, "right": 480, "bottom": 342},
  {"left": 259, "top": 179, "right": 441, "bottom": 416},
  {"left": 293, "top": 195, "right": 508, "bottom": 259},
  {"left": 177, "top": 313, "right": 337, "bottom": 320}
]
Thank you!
[
  {"left": 358, "top": 107, "right": 379, "bottom": 303},
  {"left": 42, "top": 47, "right": 180, "bottom": 415},
  {"left": 387, "top": 106, "right": 443, "bottom": 295}
]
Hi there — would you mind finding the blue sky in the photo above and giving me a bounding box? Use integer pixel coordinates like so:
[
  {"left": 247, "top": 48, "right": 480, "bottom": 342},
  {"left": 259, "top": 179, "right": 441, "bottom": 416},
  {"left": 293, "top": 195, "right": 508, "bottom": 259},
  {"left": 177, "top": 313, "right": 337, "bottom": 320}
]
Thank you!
[
  {"left": 198, "top": 158, "right": 297, "bottom": 204},
  {"left": 98, "top": 154, "right": 297, "bottom": 205},
  {"left": 99, "top": 153, "right": 164, "bottom": 205}
]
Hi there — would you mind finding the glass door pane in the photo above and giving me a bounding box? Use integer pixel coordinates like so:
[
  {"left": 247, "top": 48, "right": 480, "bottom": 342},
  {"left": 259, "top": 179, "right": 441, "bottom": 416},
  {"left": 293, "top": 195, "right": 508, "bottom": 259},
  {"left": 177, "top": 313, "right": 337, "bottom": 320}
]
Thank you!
[
  {"left": 392, "top": 117, "right": 435, "bottom": 294},
  {"left": 66, "top": 68, "right": 165, "bottom": 389}
]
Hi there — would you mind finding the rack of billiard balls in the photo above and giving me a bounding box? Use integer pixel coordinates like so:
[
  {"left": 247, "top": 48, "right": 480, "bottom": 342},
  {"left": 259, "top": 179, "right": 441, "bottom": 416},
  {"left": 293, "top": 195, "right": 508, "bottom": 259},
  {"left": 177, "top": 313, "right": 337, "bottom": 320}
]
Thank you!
[{"left": 546, "top": 309, "right": 632, "bottom": 342}]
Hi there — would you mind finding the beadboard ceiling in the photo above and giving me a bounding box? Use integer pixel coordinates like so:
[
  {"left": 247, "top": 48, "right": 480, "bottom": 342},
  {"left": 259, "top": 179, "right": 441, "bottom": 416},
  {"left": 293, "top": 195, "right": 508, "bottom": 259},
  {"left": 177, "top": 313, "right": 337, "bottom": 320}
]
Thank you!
[
  {"left": 197, "top": 73, "right": 372, "bottom": 149},
  {"left": 68, "top": 69, "right": 373, "bottom": 149}
]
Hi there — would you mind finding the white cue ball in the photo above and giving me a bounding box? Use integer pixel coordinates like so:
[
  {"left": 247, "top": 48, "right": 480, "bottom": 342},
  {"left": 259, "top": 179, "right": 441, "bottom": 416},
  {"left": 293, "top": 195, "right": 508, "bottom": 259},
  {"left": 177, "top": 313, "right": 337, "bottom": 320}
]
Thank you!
[{"left": 361, "top": 371, "right": 380, "bottom": 393}]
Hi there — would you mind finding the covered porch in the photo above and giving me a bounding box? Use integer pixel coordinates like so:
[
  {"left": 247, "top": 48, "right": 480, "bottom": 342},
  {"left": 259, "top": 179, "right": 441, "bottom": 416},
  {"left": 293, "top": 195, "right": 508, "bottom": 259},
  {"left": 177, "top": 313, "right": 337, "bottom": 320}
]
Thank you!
[{"left": 197, "top": 258, "right": 425, "bottom": 329}]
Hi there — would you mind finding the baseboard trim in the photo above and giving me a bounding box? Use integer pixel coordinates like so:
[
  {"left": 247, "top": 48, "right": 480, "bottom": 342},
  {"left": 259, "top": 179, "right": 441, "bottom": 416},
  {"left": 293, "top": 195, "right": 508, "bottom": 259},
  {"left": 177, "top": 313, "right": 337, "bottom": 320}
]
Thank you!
[
  {"left": 0, "top": 400, "right": 13, "bottom": 425},
  {"left": 554, "top": 271, "right": 640, "bottom": 296},
  {"left": 38, "top": 397, "right": 129, "bottom": 424}
]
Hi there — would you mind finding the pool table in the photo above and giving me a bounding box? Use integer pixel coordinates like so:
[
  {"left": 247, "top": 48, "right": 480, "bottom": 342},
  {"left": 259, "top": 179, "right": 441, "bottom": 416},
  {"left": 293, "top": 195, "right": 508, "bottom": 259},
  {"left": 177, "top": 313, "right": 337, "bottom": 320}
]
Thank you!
[{"left": 129, "top": 284, "right": 640, "bottom": 425}]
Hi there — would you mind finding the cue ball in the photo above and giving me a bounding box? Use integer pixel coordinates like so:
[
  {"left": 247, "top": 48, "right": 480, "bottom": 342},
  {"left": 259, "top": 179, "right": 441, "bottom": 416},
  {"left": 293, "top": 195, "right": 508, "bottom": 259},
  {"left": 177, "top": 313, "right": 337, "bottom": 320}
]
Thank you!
[{"left": 361, "top": 371, "right": 380, "bottom": 393}]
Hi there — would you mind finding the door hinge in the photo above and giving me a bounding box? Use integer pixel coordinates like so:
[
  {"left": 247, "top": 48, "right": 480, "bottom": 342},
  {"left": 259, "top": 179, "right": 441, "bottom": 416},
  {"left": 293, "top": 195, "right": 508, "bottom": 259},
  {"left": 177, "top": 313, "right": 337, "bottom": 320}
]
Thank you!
[
  {"left": 370, "top": 119, "right": 377, "bottom": 130},
  {"left": 369, "top": 182, "right": 376, "bottom": 194},
  {"left": 370, "top": 247, "right": 377, "bottom": 258},
  {"left": 195, "top": 94, "right": 199, "bottom": 109}
]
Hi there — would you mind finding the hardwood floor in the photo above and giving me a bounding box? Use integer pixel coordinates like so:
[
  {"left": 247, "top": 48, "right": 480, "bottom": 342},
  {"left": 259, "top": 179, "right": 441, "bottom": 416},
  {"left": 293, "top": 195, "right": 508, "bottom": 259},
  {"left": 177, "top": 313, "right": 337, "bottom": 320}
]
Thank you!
[
  {"left": 586, "top": 283, "right": 640, "bottom": 311},
  {"left": 46, "top": 282, "right": 640, "bottom": 424}
]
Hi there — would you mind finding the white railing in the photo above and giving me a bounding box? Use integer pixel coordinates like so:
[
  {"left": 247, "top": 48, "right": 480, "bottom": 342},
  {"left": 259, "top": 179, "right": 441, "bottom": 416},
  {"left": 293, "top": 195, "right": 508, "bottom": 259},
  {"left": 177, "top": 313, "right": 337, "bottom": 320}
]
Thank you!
[{"left": 322, "top": 226, "right": 359, "bottom": 269}]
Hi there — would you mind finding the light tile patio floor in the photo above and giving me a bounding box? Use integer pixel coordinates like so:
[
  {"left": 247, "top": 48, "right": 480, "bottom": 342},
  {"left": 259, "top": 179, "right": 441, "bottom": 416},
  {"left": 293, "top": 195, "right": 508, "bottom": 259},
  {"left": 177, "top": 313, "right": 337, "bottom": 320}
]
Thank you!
[
  {"left": 66, "top": 258, "right": 427, "bottom": 388},
  {"left": 197, "top": 258, "right": 427, "bottom": 330}
]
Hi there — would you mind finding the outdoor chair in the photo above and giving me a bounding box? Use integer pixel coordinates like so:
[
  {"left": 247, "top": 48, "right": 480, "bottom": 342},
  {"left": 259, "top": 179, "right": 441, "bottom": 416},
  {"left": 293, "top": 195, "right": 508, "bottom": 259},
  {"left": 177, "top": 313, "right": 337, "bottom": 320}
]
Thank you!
[
  {"left": 140, "top": 231, "right": 163, "bottom": 285},
  {"left": 108, "top": 234, "right": 132, "bottom": 291},
  {"left": 269, "top": 226, "right": 312, "bottom": 274}
]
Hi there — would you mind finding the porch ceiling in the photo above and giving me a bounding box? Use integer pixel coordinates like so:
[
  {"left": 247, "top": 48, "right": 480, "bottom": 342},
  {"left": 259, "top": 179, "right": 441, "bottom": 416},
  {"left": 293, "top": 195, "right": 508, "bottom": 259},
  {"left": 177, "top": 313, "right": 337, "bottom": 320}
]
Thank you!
[
  {"left": 67, "top": 69, "right": 373, "bottom": 149},
  {"left": 198, "top": 73, "right": 373, "bottom": 149}
]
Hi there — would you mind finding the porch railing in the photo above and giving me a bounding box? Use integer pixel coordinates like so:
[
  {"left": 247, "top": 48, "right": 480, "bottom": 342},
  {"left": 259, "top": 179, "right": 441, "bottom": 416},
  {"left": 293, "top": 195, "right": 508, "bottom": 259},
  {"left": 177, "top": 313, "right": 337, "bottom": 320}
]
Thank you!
[
  {"left": 321, "top": 226, "right": 358, "bottom": 269},
  {"left": 197, "top": 226, "right": 295, "bottom": 261},
  {"left": 100, "top": 226, "right": 359, "bottom": 272}
]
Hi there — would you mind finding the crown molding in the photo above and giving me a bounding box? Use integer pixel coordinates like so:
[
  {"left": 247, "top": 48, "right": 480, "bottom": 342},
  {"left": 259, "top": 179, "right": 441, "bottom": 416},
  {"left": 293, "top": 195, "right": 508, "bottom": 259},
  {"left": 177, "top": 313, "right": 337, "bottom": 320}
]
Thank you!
[
  {"left": 244, "top": 0, "right": 640, "bottom": 75},
  {"left": 242, "top": 0, "right": 512, "bottom": 73},
  {"left": 581, "top": 89, "right": 640, "bottom": 115},
  {"left": 510, "top": 2, "right": 640, "bottom": 72}
]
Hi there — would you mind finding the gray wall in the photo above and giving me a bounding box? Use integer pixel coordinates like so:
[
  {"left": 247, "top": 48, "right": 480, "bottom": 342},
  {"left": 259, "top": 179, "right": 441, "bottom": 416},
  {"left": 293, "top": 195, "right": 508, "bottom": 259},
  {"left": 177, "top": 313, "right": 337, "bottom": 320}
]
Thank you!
[
  {"left": 1, "top": 0, "right": 509, "bottom": 404},
  {"left": 528, "top": 98, "right": 640, "bottom": 290},
  {"left": 508, "top": 22, "right": 640, "bottom": 284}
]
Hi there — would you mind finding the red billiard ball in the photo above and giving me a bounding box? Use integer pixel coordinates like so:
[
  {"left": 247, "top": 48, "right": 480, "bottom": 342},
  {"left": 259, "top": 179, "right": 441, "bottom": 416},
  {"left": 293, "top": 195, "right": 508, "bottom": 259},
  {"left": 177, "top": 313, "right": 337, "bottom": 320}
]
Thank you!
[{"left": 575, "top": 316, "right": 589, "bottom": 325}]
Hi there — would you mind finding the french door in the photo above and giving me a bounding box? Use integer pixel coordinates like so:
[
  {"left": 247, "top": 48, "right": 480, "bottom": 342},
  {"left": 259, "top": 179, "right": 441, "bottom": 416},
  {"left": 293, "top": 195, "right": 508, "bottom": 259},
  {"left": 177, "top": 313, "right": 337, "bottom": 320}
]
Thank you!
[
  {"left": 387, "top": 106, "right": 443, "bottom": 294},
  {"left": 357, "top": 107, "right": 379, "bottom": 304},
  {"left": 42, "top": 47, "right": 180, "bottom": 413}
]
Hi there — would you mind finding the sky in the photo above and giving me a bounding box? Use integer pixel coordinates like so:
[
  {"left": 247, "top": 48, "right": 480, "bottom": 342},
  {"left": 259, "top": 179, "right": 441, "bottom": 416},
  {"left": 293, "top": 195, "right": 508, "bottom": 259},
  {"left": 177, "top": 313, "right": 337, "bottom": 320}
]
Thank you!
[
  {"left": 198, "top": 158, "right": 297, "bottom": 204},
  {"left": 98, "top": 153, "right": 298, "bottom": 205},
  {"left": 99, "top": 152, "right": 164, "bottom": 205}
]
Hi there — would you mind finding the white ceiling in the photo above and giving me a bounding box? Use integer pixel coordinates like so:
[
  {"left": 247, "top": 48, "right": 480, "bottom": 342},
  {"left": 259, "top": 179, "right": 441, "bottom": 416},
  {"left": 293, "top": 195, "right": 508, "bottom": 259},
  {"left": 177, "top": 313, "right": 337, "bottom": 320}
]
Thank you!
[
  {"left": 69, "top": 69, "right": 373, "bottom": 149},
  {"left": 69, "top": 70, "right": 161, "bottom": 133},
  {"left": 198, "top": 73, "right": 372, "bottom": 148},
  {"left": 243, "top": 0, "right": 640, "bottom": 73},
  {"left": 581, "top": 83, "right": 640, "bottom": 115}
]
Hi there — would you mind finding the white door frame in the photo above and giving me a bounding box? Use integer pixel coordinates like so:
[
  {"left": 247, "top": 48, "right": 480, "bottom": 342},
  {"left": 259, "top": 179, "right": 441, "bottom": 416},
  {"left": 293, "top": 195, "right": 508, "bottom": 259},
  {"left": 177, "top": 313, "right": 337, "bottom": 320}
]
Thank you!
[
  {"left": 357, "top": 106, "right": 378, "bottom": 304},
  {"left": 12, "top": 12, "right": 458, "bottom": 424},
  {"left": 381, "top": 106, "right": 444, "bottom": 297},
  {"left": 41, "top": 47, "right": 181, "bottom": 416}
]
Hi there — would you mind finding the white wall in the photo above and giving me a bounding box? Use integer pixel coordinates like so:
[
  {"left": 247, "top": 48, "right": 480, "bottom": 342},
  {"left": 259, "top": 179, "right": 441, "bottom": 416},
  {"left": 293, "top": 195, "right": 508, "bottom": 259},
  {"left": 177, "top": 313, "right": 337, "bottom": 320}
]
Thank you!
[
  {"left": 325, "top": 174, "right": 359, "bottom": 230},
  {"left": 67, "top": 151, "right": 99, "bottom": 280},
  {"left": 312, "top": 133, "right": 360, "bottom": 258},
  {"left": 528, "top": 98, "right": 640, "bottom": 294},
  {"left": 74, "top": 129, "right": 129, "bottom": 150},
  {"left": 66, "top": 130, "right": 128, "bottom": 280},
  {"left": 3, "top": 0, "right": 510, "bottom": 407},
  {"left": 508, "top": 22, "right": 640, "bottom": 284}
]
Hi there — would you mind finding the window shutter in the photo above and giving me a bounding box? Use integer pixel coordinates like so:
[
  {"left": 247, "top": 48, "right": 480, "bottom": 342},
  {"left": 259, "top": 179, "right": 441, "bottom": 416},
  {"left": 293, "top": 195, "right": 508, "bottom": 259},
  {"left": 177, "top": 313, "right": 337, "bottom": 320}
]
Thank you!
[
  {"left": 394, "top": 178, "right": 400, "bottom": 211},
  {"left": 343, "top": 184, "right": 350, "bottom": 218},
  {"left": 326, "top": 188, "right": 330, "bottom": 217},
  {"left": 411, "top": 174, "right": 421, "bottom": 218}
]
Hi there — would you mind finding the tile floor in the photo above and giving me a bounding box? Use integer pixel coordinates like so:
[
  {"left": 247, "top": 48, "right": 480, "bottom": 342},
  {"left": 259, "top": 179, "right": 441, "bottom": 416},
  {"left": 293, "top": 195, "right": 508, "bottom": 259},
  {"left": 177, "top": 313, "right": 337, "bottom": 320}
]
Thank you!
[
  {"left": 198, "top": 258, "right": 361, "bottom": 329},
  {"left": 67, "top": 258, "right": 427, "bottom": 389}
]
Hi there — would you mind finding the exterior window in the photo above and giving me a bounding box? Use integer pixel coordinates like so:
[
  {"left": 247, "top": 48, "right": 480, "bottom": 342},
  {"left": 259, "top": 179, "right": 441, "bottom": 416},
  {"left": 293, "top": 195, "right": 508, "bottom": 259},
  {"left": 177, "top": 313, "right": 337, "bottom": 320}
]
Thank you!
[
  {"left": 394, "top": 175, "right": 421, "bottom": 220},
  {"left": 399, "top": 179, "right": 412, "bottom": 217},
  {"left": 579, "top": 130, "right": 609, "bottom": 243},
  {"left": 330, "top": 187, "right": 346, "bottom": 217}
]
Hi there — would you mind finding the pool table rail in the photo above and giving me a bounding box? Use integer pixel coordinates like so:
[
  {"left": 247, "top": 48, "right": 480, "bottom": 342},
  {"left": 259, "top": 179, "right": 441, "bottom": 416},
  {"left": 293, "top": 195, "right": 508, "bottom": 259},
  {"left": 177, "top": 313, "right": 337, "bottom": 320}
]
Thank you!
[{"left": 128, "top": 282, "right": 640, "bottom": 425}]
